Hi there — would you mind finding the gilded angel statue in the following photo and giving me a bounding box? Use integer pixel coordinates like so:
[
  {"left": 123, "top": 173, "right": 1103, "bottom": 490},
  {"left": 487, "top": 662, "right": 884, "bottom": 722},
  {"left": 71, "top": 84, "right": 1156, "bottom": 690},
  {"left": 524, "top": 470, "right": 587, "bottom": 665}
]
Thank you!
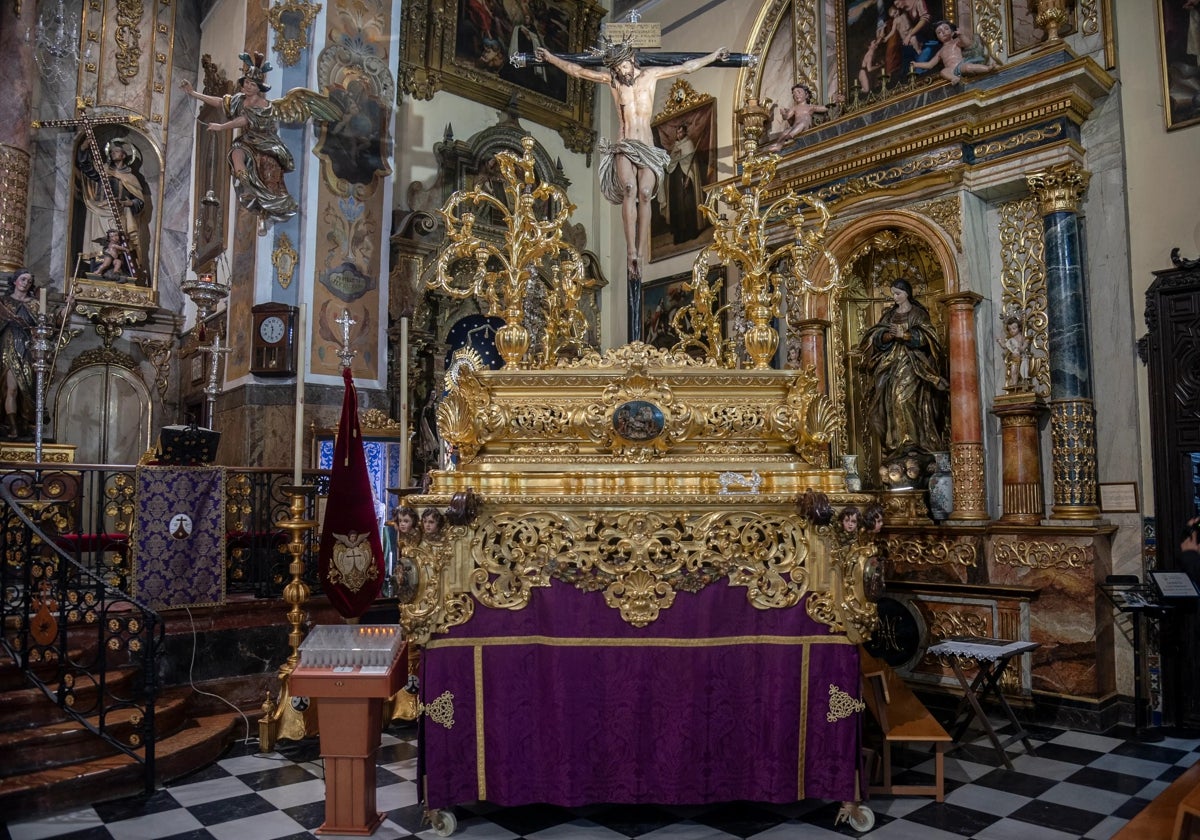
[{"left": 181, "top": 51, "right": 342, "bottom": 230}]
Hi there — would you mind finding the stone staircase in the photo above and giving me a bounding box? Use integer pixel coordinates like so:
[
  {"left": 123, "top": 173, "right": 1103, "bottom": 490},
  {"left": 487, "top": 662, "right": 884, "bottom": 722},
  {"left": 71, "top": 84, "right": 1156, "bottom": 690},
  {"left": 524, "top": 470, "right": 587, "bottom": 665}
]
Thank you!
[
  {"left": 0, "top": 593, "right": 313, "bottom": 822},
  {"left": 0, "top": 649, "right": 247, "bottom": 821}
]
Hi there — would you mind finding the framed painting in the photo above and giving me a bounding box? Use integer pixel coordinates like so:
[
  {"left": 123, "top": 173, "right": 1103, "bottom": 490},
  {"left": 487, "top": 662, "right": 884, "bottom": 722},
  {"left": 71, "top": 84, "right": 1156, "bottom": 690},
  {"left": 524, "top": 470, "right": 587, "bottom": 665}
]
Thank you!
[
  {"left": 640, "top": 265, "right": 726, "bottom": 352},
  {"left": 399, "top": 0, "right": 606, "bottom": 154},
  {"left": 838, "top": 0, "right": 950, "bottom": 96},
  {"left": 1158, "top": 0, "right": 1200, "bottom": 130},
  {"left": 650, "top": 83, "right": 717, "bottom": 262}
]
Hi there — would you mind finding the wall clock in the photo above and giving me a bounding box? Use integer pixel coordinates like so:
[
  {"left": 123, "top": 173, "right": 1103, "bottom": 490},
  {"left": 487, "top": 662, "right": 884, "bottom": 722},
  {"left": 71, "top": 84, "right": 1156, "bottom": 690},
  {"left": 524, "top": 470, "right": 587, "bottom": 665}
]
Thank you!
[{"left": 250, "top": 302, "right": 298, "bottom": 377}]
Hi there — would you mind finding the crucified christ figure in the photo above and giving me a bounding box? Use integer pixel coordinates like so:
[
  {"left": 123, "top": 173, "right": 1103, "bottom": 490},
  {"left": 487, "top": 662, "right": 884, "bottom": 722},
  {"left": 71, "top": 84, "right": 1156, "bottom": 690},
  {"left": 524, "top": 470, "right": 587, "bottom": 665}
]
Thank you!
[{"left": 534, "top": 41, "right": 730, "bottom": 341}]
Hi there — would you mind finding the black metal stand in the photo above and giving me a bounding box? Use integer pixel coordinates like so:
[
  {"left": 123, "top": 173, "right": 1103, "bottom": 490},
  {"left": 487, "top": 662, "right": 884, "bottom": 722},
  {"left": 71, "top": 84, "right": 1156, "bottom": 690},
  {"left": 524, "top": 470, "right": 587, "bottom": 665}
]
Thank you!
[{"left": 1100, "top": 582, "right": 1167, "bottom": 742}]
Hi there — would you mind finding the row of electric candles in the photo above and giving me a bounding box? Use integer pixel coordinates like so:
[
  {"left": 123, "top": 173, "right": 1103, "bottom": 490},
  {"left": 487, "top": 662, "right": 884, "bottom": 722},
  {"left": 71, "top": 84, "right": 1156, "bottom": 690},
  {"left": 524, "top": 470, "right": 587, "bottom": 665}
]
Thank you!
[{"left": 297, "top": 624, "right": 403, "bottom": 669}]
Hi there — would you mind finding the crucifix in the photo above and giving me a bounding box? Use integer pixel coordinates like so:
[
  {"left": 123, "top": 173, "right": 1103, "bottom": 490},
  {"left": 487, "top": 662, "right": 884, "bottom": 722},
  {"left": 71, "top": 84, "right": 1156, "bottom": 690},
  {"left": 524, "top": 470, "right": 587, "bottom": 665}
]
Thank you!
[
  {"left": 197, "top": 332, "right": 233, "bottom": 428},
  {"left": 335, "top": 308, "right": 357, "bottom": 369},
  {"left": 516, "top": 26, "right": 755, "bottom": 343}
]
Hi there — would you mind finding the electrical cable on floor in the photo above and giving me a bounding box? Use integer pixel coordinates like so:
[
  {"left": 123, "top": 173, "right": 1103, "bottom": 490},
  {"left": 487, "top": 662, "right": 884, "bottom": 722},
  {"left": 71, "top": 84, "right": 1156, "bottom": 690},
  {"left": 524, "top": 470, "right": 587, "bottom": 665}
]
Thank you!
[{"left": 184, "top": 606, "right": 254, "bottom": 745}]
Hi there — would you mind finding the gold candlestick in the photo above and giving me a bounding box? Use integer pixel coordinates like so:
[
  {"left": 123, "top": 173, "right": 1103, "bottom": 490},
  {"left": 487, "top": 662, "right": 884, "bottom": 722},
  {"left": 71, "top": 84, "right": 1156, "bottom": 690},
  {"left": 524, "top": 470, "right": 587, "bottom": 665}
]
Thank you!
[{"left": 258, "top": 484, "right": 318, "bottom": 751}]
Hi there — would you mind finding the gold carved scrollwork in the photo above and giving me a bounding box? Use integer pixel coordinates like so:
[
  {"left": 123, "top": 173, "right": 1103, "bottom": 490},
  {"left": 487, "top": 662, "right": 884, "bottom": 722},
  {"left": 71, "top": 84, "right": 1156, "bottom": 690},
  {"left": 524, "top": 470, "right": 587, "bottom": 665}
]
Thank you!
[
  {"left": 928, "top": 609, "right": 990, "bottom": 643},
  {"left": 910, "top": 196, "right": 962, "bottom": 253},
  {"left": 653, "top": 80, "right": 712, "bottom": 122},
  {"left": 435, "top": 367, "right": 502, "bottom": 464},
  {"left": 885, "top": 534, "right": 980, "bottom": 568},
  {"left": 581, "top": 367, "right": 694, "bottom": 462},
  {"left": 972, "top": 0, "right": 1005, "bottom": 62},
  {"left": 998, "top": 197, "right": 1050, "bottom": 398},
  {"left": 114, "top": 0, "right": 144, "bottom": 85},
  {"left": 268, "top": 0, "right": 322, "bottom": 67},
  {"left": 771, "top": 366, "right": 837, "bottom": 467},
  {"left": 827, "top": 684, "right": 865, "bottom": 722},
  {"left": 403, "top": 508, "right": 879, "bottom": 642},
  {"left": 992, "top": 538, "right": 1093, "bottom": 570}
]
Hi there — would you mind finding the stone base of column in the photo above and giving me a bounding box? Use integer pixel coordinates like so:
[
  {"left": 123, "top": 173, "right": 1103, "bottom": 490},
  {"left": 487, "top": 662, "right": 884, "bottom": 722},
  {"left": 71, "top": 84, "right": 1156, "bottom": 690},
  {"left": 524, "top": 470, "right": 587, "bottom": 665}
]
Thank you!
[{"left": 992, "top": 392, "right": 1047, "bottom": 525}]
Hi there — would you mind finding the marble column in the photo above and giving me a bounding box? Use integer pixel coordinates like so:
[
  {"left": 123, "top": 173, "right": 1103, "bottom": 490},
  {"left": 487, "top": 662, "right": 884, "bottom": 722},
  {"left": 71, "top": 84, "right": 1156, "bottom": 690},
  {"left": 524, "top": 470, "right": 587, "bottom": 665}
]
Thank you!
[
  {"left": 1026, "top": 163, "right": 1100, "bottom": 520},
  {"left": 940, "top": 291, "right": 988, "bottom": 520},
  {"left": 796, "top": 318, "right": 829, "bottom": 393},
  {"left": 0, "top": 2, "right": 37, "bottom": 272},
  {"left": 992, "top": 392, "right": 1047, "bottom": 524}
]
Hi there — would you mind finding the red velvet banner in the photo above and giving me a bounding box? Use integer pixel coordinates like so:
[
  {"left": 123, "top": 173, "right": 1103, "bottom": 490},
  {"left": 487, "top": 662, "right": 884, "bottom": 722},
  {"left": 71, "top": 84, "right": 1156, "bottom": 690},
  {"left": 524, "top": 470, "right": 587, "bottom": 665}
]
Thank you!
[{"left": 317, "top": 368, "right": 385, "bottom": 617}]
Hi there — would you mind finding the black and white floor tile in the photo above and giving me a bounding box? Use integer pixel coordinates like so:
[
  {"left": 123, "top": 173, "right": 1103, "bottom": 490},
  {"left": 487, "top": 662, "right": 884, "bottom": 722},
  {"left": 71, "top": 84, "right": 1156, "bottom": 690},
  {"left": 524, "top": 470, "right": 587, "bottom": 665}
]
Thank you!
[{"left": 3, "top": 720, "right": 1197, "bottom": 839}]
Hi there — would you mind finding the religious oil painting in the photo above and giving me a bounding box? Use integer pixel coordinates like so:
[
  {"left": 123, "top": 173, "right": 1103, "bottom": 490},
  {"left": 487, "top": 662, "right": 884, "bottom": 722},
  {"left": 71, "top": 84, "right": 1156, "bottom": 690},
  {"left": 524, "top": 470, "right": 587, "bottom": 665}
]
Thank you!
[
  {"left": 400, "top": 0, "right": 604, "bottom": 153},
  {"left": 839, "top": 0, "right": 948, "bottom": 97},
  {"left": 650, "top": 97, "right": 717, "bottom": 262},
  {"left": 613, "top": 400, "right": 665, "bottom": 442},
  {"left": 1158, "top": 0, "right": 1200, "bottom": 130},
  {"left": 641, "top": 266, "right": 725, "bottom": 353}
]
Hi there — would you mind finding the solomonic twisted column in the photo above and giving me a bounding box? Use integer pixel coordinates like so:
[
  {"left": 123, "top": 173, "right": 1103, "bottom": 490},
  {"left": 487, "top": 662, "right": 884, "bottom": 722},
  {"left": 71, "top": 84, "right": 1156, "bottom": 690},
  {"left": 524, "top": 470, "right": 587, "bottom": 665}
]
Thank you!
[{"left": 1026, "top": 162, "right": 1100, "bottom": 520}]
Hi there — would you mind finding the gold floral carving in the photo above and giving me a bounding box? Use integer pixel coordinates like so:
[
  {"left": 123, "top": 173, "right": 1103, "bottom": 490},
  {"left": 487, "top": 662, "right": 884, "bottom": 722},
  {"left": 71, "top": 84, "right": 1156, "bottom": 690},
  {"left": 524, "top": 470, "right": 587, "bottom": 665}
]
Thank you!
[
  {"left": 106, "top": 473, "right": 136, "bottom": 535},
  {"left": 793, "top": 0, "right": 820, "bottom": 101},
  {"left": 974, "top": 125, "right": 1064, "bottom": 160},
  {"left": 421, "top": 690, "right": 455, "bottom": 729},
  {"left": 815, "top": 149, "right": 963, "bottom": 204},
  {"left": 998, "top": 197, "right": 1050, "bottom": 398},
  {"left": 910, "top": 196, "right": 962, "bottom": 253},
  {"left": 927, "top": 608, "right": 989, "bottom": 641},
  {"left": 992, "top": 538, "right": 1093, "bottom": 570},
  {"left": 115, "top": 0, "right": 145, "bottom": 85},
  {"left": 1050, "top": 399, "right": 1099, "bottom": 513},
  {"left": 972, "top": 0, "right": 1004, "bottom": 62},
  {"left": 827, "top": 684, "right": 865, "bottom": 722},
  {"left": 402, "top": 509, "right": 879, "bottom": 644},
  {"left": 885, "top": 534, "right": 980, "bottom": 568},
  {"left": 272, "top": 233, "right": 298, "bottom": 289}
]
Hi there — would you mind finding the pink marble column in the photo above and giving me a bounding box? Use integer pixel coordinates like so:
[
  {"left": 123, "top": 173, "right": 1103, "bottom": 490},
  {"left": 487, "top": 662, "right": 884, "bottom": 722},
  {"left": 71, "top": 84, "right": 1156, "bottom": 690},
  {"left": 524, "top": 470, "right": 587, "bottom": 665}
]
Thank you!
[
  {"left": 0, "top": 2, "right": 36, "bottom": 272},
  {"left": 796, "top": 318, "right": 829, "bottom": 393},
  {"left": 940, "top": 292, "right": 988, "bottom": 520}
]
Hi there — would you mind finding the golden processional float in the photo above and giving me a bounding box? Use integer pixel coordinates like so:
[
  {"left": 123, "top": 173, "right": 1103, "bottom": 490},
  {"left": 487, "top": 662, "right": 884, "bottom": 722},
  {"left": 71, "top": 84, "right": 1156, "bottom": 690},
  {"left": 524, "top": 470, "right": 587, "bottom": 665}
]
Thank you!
[
  {"left": 399, "top": 134, "right": 883, "bottom": 832},
  {"left": 401, "top": 133, "right": 879, "bottom": 652}
]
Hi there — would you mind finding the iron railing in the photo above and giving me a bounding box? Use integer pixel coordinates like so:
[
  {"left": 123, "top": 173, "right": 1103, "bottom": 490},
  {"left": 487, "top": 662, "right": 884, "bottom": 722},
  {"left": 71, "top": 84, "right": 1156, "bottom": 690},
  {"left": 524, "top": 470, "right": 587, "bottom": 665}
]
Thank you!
[{"left": 0, "top": 463, "right": 329, "bottom": 793}]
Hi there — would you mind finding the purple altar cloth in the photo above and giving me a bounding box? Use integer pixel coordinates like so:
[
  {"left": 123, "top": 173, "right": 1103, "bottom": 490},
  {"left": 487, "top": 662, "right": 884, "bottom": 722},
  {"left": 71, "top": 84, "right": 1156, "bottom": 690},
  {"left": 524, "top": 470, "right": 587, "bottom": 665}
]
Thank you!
[{"left": 421, "top": 579, "right": 860, "bottom": 808}]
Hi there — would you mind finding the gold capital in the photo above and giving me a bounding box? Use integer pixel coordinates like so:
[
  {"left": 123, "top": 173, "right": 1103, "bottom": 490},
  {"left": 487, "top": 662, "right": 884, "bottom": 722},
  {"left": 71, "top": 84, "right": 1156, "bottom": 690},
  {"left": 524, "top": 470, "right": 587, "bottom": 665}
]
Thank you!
[{"left": 1027, "top": 163, "right": 1091, "bottom": 216}]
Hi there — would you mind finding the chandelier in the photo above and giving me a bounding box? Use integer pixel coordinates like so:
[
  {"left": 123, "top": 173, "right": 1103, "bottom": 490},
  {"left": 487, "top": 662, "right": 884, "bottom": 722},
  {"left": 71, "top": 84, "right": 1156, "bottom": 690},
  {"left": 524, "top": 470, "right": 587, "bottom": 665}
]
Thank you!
[{"left": 33, "top": 0, "right": 81, "bottom": 86}]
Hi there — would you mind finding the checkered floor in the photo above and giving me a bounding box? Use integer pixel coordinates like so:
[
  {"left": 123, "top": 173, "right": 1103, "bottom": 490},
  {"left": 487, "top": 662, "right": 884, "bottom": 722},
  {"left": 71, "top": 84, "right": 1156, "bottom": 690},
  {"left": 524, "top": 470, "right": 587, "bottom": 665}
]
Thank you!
[{"left": 3, "top": 719, "right": 1198, "bottom": 840}]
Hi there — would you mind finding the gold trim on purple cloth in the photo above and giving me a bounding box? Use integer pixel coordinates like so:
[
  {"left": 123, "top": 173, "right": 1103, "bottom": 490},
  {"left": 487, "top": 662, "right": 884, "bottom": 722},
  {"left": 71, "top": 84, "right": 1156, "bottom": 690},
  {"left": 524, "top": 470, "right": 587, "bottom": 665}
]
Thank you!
[
  {"left": 425, "top": 634, "right": 854, "bottom": 649},
  {"left": 475, "top": 646, "right": 487, "bottom": 801}
]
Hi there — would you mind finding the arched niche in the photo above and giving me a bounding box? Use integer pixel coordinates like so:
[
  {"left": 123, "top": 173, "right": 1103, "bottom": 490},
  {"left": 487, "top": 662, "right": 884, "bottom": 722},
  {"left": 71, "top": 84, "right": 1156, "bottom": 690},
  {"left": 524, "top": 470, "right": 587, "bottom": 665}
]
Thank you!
[{"left": 802, "top": 210, "right": 964, "bottom": 487}]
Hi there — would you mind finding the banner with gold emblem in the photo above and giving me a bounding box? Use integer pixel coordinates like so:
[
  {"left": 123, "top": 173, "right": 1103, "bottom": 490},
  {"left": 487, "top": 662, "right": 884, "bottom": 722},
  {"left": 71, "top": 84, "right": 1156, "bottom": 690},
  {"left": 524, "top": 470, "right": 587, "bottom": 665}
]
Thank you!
[{"left": 317, "top": 368, "right": 385, "bottom": 617}]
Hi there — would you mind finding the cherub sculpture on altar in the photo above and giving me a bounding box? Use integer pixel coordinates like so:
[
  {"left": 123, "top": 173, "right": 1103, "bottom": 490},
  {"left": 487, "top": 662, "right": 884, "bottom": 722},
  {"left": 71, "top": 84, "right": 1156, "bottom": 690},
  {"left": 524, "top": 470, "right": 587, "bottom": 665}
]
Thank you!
[{"left": 180, "top": 51, "right": 341, "bottom": 232}]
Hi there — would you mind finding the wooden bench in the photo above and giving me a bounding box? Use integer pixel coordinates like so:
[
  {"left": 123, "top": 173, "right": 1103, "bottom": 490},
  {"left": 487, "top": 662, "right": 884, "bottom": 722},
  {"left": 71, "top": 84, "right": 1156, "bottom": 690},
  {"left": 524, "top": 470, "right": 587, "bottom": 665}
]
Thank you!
[
  {"left": 1113, "top": 759, "right": 1200, "bottom": 839},
  {"left": 860, "top": 649, "right": 952, "bottom": 802}
]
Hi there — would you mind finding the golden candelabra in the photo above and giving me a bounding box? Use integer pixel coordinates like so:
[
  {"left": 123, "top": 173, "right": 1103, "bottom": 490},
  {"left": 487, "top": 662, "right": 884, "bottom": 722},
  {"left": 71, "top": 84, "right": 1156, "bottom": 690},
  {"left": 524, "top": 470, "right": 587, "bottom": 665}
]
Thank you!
[
  {"left": 258, "top": 484, "right": 318, "bottom": 751},
  {"left": 696, "top": 147, "right": 841, "bottom": 369},
  {"left": 429, "top": 135, "right": 587, "bottom": 368}
]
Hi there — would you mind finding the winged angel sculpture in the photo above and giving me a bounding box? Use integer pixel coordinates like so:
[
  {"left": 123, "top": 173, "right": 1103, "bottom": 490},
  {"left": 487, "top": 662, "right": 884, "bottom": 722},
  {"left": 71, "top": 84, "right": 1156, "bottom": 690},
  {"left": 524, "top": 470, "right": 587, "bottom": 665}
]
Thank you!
[{"left": 181, "top": 51, "right": 342, "bottom": 231}]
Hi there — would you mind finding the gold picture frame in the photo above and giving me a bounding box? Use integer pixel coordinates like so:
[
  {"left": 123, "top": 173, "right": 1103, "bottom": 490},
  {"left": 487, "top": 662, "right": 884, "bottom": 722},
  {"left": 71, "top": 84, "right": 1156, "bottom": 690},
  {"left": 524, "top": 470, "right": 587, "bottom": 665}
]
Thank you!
[
  {"left": 650, "top": 81, "right": 717, "bottom": 263},
  {"left": 268, "top": 0, "right": 322, "bottom": 67},
  {"left": 1157, "top": 0, "right": 1200, "bottom": 130},
  {"left": 398, "top": 0, "right": 606, "bottom": 155}
]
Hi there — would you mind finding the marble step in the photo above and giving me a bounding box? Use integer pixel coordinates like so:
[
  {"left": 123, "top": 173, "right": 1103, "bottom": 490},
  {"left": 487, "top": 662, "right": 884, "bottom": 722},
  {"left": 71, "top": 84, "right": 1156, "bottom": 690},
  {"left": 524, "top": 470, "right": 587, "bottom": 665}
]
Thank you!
[
  {"left": 0, "top": 666, "right": 139, "bottom": 732},
  {"left": 0, "top": 693, "right": 190, "bottom": 778},
  {"left": 0, "top": 710, "right": 244, "bottom": 821}
]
